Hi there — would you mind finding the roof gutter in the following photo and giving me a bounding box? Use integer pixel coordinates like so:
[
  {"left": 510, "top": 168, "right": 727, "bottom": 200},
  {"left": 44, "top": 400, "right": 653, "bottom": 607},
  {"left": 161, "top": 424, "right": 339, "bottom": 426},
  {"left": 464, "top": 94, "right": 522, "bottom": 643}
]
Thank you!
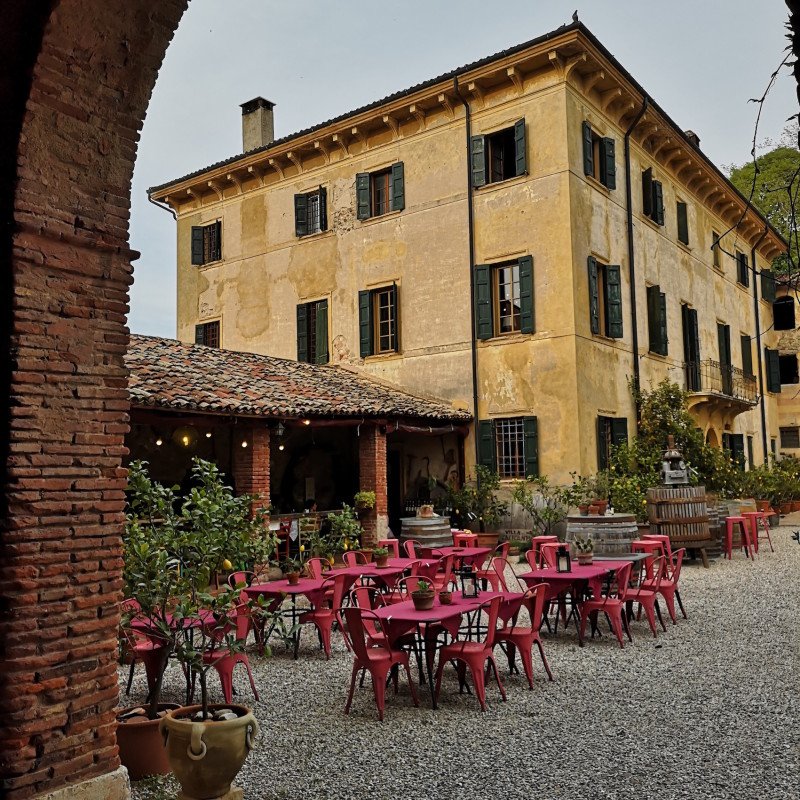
[
  {"left": 452, "top": 76, "right": 481, "bottom": 464},
  {"left": 623, "top": 96, "right": 649, "bottom": 428},
  {"left": 750, "top": 224, "right": 770, "bottom": 463},
  {"left": 148, "top": 194, "right": 176, "bottom": 220}
]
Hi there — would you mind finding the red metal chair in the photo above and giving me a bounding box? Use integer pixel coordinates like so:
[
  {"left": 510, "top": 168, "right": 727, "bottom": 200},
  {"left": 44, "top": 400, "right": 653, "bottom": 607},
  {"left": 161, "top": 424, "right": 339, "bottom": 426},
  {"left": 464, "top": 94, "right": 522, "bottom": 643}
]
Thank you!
[
  {"left": 525, "top": 548, "right": 544, "bottom": 570},
  {"left": 305, "top": 557, "right": 332, "bottom": 580},
  {"left": 494, "top": 584, "right": 553, "bottom": 688},
  {"left": 350, "top": 586, "right": 388, "bottom": 647},
  {"left": 275, "top": 519, "right": 292, "bottom": 562},
  {"left": 434, "top": 596, "right": 507, "bottom": 711},
  {"left": 403, "top": 539, "right": 421, "bottom": 558},
  {"left": 338, "top": 606, "right": 420, "bottom": 721},
  {"left": 477, "top": 554, "right": 510, "bottom": 591},
  {"left": 631, "top": 540, "right": 663, "bottom": 580},
  {"left": 120, "top": 620, "right": 169, "bottom": 699},
  {"left": 385, "top": 575, "right": 423, "bottom": 604},
  {"left": 641, "top": 533, "right": 673, "bottom": 562},
  {"left": 377, "top": 538, "right": 400, "bottom": 558},
  {"left": 578, "top": 562, "right": 633, "bottom": 648},
  {"left": 724, "top": 516, "right": 754, "bottom": 560},
  {"left": 643, "top": 547, "right": 687, "bottom": 623},
  {"left": 201, "top": 600, "right": 259, "bottom": 705},
  {"left": 539, "top": 542, "right": 562, "bottom": 569},
  {"left": 227, "top": 570, "right": 257, "bottom": 589},
  {"left": 299, "top": 573, "right": 347, "bottom": 659},
  {"left": 624, "top": 556, "right": 667, "bottom": 637},
  {"left": 343, "top": 551, "right": 369, "bottom": 567},
  {"left": 529, "top": 535, "right": 558, "bottom": 567}
]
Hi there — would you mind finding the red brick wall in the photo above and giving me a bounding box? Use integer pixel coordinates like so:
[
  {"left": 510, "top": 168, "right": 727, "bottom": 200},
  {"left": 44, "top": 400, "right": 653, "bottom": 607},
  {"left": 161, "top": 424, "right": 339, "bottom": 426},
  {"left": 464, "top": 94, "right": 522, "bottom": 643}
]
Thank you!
[
  {"left": 232, "top": 425, "right": 271, "bottom": 513},
  {"left": 0, "top": 2, "right": 188, "bottom": 797},
  {"left": 358, "top": 425, "right": 388, "bottom": 547}
]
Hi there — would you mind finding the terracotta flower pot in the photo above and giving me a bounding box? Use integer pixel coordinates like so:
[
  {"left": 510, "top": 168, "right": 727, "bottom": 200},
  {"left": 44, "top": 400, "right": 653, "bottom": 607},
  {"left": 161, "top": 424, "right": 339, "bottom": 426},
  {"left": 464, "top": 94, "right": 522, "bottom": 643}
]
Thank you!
[
  {"left": 578, "top": 505, "right": 590, "bottom": 516},
  {"left": 411, "top": 591, "right": 435, "bottom": 611},
  {"left": 160, "top": 704, "right": 259, "bottom": 800},
  {"left": 375, "top": 555, "right": 389, "bottom": 568},
  {"left": 117, "top": 703, "right": 179, "bottom": 780},
  {"left": 439, "top": 591, "right": 453, "bottom": 605},
  {"left": 593, "top": 500, "right": 608, "bottom": 515},
  {"left": 286, "top": 572, "right": 300, "bottom": 585},
  {"left": 588, "top": 504, "right": 600, "bottom": 516},
  {"left": 577, "top": 552, "right": 593, "bottom": 566}
]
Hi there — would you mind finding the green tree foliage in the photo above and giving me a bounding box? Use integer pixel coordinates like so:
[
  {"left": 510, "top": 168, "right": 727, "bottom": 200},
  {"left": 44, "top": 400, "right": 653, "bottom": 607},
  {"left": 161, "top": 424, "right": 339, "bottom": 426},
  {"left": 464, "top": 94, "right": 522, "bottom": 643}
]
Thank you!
[{"left": 729, "top": 135, "right": 799, "bottom": 278}]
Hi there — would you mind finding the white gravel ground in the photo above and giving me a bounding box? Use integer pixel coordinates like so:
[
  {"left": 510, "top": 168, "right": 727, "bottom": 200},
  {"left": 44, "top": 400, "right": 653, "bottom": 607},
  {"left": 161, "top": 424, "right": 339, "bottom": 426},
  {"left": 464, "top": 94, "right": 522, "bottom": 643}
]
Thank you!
[{"left": 125, "top": 519, "right": 800, "bottom": 800}]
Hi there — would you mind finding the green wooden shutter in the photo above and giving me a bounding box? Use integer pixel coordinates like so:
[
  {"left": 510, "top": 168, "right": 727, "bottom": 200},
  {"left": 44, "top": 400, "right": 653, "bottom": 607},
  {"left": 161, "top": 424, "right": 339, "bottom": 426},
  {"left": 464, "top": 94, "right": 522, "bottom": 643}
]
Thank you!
[
  {"left": 605, "top": 264, "right": 623, "bottom": 338},
  {"left": 523, "top": 416, "right": 539, "bottom": 478},
  {"left": 760, "top": 269, "right": 776, "bottom": 302},
  {"left": 737, "top": 252, "right": 750, "bottom": 286},
  {"left": 294, "top": 193, "right": 308, "bottom": 237},
  {"left": 477, "top": 420, "right": 496, "bottom": 471},
  {"left": 474, "top": 265, "right": 493, "bottom": 340},
  {"left": 296, "top": 304, "right": 309, "bottom": 362},
  {"left": 358, "top": 290, "right": 373, "bottom": 358},
  {"left": 647, "top": 285, "right": 659, "bottom": 353},
  {"left": 653, "top": 180, "right": 664, "bottom": 225},
  {"left": 597, "top": 416, "right": 611, "bottom": 470},
  {"left": 518, "top": 255, "right": 534, "bottom": 334},
  {"left": 211, "top": 221, "right": 222, "bottom": 261},
  {"left": 601, "top": 137, "right": 616, "bottom": 189},
  {"left": 390, "top": 284, "right": 399, "bottom": 352},
  {"left": 391, "top": 162, "right": 405, "bottom": 212},
  {"left": 514, "top": 118, "right": 527, "bottom": 177},
  {"left": 318, "top": 187, "right": 328, "bottom": 232},
  {"left": 642, "top": 168, "right": 653, "bottom": 217},
  {"left": 471, "top": 135, "right": 487, "bottom": 188},
  {"left": 677, "top": 201, "right": 688, "bottom": 244},
  {"left": 588, "top": 256, "right": 600, "bottom": 335},
  {"left": 582, "top": 121, "right": 594, "bottom": 176},
  {"left": 658, "top": 291, "right": 668, "bottom": 356},
  {"left": 718, "top": 323, "right": 732, "bottom": 396},
  {"left": 740, "top": 333, "right": 753, "bottom": 377},
  {"left": 314, "top": 300, "right": 328, "bottom": 364},
  {"left": 765, "top": 348, "right": 781, "bottom": 393},
  {"left": 194, "top": 324, "right": 205, "bottom": 345},
  {"left": 688, "top": 307, "right": 701, "bottom": 389},
  {"left": 356, "top": 173, "right": 371, "bottom": 220},
  {"left": 611, "top": 418, "right": 629, "bottom": 448},
  {"left": 191, "top": 226, "right": 204, "bottom": 265}
]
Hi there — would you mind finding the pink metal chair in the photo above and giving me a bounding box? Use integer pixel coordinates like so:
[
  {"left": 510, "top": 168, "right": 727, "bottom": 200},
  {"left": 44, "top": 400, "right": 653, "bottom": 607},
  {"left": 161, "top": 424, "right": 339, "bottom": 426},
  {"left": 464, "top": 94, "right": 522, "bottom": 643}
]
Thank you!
[
  {"left": 305, "top": 557, "right": 332, "bottom": 579},
  {"left": 350, "top": 586, "right": 388, "bottom": 647},
  {"left": 338, "top": 607, "right": 419, "bottom": 721},
  {"left": 539, "top": 542, "right": 562, "bottom": 569},
  {"left": 434, "top": 596, "right": 507, "bottom": 711},
  {"left": 643, "top": 548, "right": 687, "bottom": 623},
  {"left": 529, "top": 535, "right": 558, "bottom": 567},
  {"left": 299, "top": 573, "right": 347, "bottom": 659},
  {"left": 343, "top": 550, "right": 369, "bottom": 567},
  {"left": 477, "top": 555, "right": 510, "bottom": 591},
  {"left": 631, "top": 540, "right": 663, "bottom": 580},
  {"left": 579, "top": 562, "right": 633, "bottom": 648},
  {"left": 385, "top": 576, "right": 423, "bottom": 604},
  {"left": 494, "top": 583, "right": 554, "bottom": 687},
  {"left": 403, "top": 539, "right": 421, "bottom": 558},
  {"left": 624, "top": 556, "right": 667, "bottom": 637},
  {"left": 642, "top": 533, "right": 673, "bottom": 562},
  {"left": 227, "top": 570, "right": 257, "bottom": 589},
  {"left": 377, "top": 538, "right": 400, "bottom": 558}
]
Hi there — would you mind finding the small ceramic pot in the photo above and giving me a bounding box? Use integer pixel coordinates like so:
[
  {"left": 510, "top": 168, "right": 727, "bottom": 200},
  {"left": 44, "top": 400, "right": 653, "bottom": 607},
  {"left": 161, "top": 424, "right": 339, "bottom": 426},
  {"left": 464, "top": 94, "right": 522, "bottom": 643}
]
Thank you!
[
  {"left": 411, "top": 591, "right": 435, "bottom": 611},
  {"left": 439, "top": 591, "right": 453, "bottom": 605},
  {"left": 577, "top": 552, "right": 593, "bottom": 566},
  {"left": 287, "top": 572, "right": 300, "bottom": 585}
]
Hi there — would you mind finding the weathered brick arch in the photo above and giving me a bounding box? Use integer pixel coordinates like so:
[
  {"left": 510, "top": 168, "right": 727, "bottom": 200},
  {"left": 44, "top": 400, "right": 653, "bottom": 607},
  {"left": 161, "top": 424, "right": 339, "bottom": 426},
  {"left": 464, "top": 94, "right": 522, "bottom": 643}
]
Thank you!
[{"left": 1, "top": 2, "right": 188, "bottom": 797}]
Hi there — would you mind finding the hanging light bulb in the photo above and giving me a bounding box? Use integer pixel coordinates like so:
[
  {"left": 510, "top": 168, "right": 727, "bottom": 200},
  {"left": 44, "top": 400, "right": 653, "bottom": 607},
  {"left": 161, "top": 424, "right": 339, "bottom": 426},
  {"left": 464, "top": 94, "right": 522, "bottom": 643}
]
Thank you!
[
  {"left": 205, "top": 431, "right": 212, "bottom": 439},
  {"left": 155, "top": 437, "right": 163, "bottom": 447},
  {"left": 302, "top": 419, "right": 311, "bottom": 426},
  {"left": 241, "top": 440, "right": 248, "bottom": 448},
  {"left": 278, "top": 443, "right": 285, "bottom": 451}
]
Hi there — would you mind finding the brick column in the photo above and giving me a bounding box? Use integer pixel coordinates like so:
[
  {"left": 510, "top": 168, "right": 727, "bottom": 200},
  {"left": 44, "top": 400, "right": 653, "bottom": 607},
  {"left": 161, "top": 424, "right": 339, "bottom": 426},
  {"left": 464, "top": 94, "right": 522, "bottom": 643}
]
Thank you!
[
  {"left": 232, "top": 425, "right": 271, "bottom": 514},
  {"left": 358, "top": 424, "right": 388, "bottom": 547}
]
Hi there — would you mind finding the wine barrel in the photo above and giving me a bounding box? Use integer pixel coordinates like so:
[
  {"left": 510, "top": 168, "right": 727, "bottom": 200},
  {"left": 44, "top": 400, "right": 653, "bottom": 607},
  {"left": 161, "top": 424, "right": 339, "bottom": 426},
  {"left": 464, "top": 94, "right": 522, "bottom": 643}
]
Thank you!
[
  {"left": 399, "top": 516, "right": 452, "bottom": 549},
  {"left": 565, "top": 514, "right": 638, "bottom": 556},
  {"left": 646, "top": 486, "right": 713, "bottom": 566}
]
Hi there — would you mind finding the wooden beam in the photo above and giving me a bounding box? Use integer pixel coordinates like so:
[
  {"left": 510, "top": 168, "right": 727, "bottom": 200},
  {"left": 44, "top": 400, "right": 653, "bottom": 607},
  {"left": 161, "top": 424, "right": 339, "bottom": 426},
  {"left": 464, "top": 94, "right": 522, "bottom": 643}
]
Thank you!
[
  {"left": 350, "top": 126, "right": 367, "bottom": 148},
  {"left": 583, "top": 68, "right": 605, "bottom": 95},
  {"left": 247, "top": 165, "right": 265, "bottom": 187},
  {"left": 286, "top": 151, "right": 303, "bottom": 171},
  {"left": 268, "top": 157, "right": 285, "bottom": 180},
  {"left": 466, "top": 81, "right": 484, "bottom": 108},
  {"left": 506, "top": 66, "right": 524, "bottom": 94},
  {"left": 382, "top": 114, "right": 400, "bottom": 139},
  {"left": 332, "top": 132, "right": 350, "bottom": 157},
  {"left": 601, "top": 88, "right": 622, "bottom": 113},
  {"left": 437, "top": 93, "right": 454, "bottom": 119},
  {"left": 313, "top": 140, "right": 330, "bottom": 164},
  {"left": 409, "top": 103, "right": 426, "bottom": 130},
  {"left": 225, "top": 173, "right": 243, "bottom": 194}
]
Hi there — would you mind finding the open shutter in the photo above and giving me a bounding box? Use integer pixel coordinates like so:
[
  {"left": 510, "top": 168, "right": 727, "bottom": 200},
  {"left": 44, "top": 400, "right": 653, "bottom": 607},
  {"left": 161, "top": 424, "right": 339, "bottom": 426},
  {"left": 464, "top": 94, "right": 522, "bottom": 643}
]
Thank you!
[
  {"left": 588, "top": 256, "right": 600, "bottom": 335},
  {"left": 647, "top": 285, "right": 660, "bottom": 353},
  {"left": 597, "top": 417, "right": 610, "bottom": 470},
  {"left": 642, "top": 168, "right": 653, "bottom": 217},
  {"left": 390, "top": 284, "right": 399, "bottom": 352},
  {"left": 760, "top": 269, "right": 776, "bottom": 302},
  {"left": 474, "top": 265, "right": 493, "bottom": 340},
  {"left": 477, "top": 420, "right": 496, "bottom": 471},
  {"left": 523, "top": 417, "right": 539, "bottom": 478},
  {"left": 677, "top": 201, "right": 688, "bottom": 244},
  {"left": 765, "top": 348, "right": 781, "bottom": 393},
  {"left": 653, "top": 181, "right": 664, "bottom": 225},
  {"left": 658, "top": 291, "right": 668, "bottom": 355},
  {"left": 318, "top": 187, "right": 328, "bottom": 232},
  {"left": 391, "top": 162, "right": 405, "bottom": 212},
  {"left": 602, "top": 137, "right": 616, "bottom": 189},
  {"left": 514, "top": 118, "right": 527, "bottom": 176},
  {"left": 296, "top": 304, "right": 308, "bottom": 362},
  {"left": 582, "top": 121, "right": 594, "bottom": 176},
  {"left": 211, "top": 221, "right": 222, "bottom": 261},
  {"left": 605, "top": 264, "right": 623, "bottom": 338},
  {"left": 358, "top": 290, "right": 373, "bottom": 358},
  {"left": 740, "top": 333, "right": 753, "bottom": 377},
  {"left": 294, "top": 193, "right": 308, "bottom": 237},
  {"left": 518, "top": 255, "right": 534, "bottom": 334},
  {"left": 314, "top": 300, "right": 328, "bottom": 364},
  {"left": 718, "top": 323, "right": 733, "bottom": 396},
  {"left": 194, "top": 324, "right": 205, "bottom": 345},
  {"left": 611, "top": 418, "right": 629, "bottom": 448},
  {"left": 688, "top": 307, "right": 701, "bottom": 389},
  {"left": 191, "top": 226, "right": 204, "bottom": 265},
  {"left": 471, "top": 135, "right": 487, "bottom": 188},
  {"left": 356, "top": 173, "right": 371, "bottom": 220},
  {"left": 737, "top": 252, "right": 750, "bottom": 286}
]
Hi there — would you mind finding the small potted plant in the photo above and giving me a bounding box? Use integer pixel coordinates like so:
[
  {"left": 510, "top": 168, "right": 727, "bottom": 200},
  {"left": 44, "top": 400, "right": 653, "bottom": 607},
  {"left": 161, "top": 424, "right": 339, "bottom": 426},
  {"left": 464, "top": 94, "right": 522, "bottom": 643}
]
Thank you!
[
  {"left": 281, "top": 556, "right": 303, "bottom": 585},
  {"left": 411, "top": 579, "right": 435, "bottom": 611},
  {"left": 327, "top": 503, "right": 363, "bottom": 561},
  {"left": 573, "top": 535, "right": 594, "bottom": 565},
  {"left": 439, "top": 588, "right": 453, "bottom": 605},
  {"left": 353, "top": 490, "right": 376, "bottom": 511},
  {"left": 591, "top": 471, "right": 611, "bottom": 515},
  {"left": 372, "top": 546, "right": 390, "bottom": 568}
]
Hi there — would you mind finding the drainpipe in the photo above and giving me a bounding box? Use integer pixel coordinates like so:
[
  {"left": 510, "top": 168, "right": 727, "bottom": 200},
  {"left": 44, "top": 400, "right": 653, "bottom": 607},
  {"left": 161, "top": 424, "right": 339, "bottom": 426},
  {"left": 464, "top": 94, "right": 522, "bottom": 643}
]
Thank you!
[
  {"left": 623, "top": 96, "right": 649, "bottom": 430},
  {"left": 751, "top": 225, "right": 770, "bottom": 463},
  {"left": 148, "top": 194, "right": 177, "bottom": 220},
  {"left": 453, "top": 76, "right": 481, "bottom": 463}
]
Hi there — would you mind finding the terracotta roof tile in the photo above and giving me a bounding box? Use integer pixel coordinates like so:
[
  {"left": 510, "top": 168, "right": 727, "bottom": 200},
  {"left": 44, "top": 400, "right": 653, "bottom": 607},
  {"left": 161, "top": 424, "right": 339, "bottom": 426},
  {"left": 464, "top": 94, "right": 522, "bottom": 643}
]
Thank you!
[{"left": 126, "top": 335, "right": 471, "bottom": 423}]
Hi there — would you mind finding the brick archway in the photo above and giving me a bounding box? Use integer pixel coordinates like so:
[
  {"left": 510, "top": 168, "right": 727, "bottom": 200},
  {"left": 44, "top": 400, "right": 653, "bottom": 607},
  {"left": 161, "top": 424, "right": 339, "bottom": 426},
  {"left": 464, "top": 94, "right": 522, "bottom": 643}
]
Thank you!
[{"left": 1, "top": 2, "right": 189, "bottom": 797}]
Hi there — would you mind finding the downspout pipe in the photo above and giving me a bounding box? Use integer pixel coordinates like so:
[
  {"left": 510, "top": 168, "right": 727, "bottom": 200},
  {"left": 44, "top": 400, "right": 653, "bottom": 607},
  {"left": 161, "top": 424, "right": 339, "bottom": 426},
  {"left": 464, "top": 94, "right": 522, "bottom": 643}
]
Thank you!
[
  {"left": 453, "top": 76, "right": 481, "bottom": 463},
  {"left": 148, "top": 194, "right": 177, "bottom": 220},
  {"left": 751, "top": 225, "right": 770, "bottom": 463},
  {"left": 623, "top": 96, "right": 649, "bottom": 430}
]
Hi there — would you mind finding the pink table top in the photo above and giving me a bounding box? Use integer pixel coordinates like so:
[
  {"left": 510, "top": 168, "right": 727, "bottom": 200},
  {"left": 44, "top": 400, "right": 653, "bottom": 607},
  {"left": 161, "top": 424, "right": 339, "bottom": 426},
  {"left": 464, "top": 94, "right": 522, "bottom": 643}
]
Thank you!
[
  {"left": 128, "top": 608, "right": 213, "bottom": 632},
  {"left": 520, "top": 561, "right": 627, "bottom": 582},
  {"left": 245, "top": 578, "right": 326, "bottom": 598},
  {"left": 332, "top": 563, "right": 408, "bottom": 580}
]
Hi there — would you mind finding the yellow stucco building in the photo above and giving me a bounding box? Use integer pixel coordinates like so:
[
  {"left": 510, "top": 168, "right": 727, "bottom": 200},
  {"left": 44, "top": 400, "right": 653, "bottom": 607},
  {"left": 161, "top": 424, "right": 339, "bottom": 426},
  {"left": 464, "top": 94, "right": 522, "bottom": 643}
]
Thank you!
[{"left": 150, "top": 22, "right": 787, "bottom": 494}]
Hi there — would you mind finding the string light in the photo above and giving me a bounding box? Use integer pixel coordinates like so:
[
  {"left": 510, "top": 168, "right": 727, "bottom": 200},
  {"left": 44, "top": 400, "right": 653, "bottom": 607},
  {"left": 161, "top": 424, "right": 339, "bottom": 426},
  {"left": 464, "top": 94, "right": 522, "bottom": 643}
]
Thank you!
[
  {"left": 181, "top": 435, "right": 190, "bottom": 447},
  {"left": 278, "top": 443, "right": 285, "bottom": 451},
  {"left": 205, "top": 431, "right": 212, "bottom": 439},
  {"left": 241, "top": 440, "right": 248, "bottom": 448},
  {"left": 155, "top": 438, "right": 163, "bottom": 447},
  {"left": 302, "top": 419, "right": 311, "bottom": 426}
]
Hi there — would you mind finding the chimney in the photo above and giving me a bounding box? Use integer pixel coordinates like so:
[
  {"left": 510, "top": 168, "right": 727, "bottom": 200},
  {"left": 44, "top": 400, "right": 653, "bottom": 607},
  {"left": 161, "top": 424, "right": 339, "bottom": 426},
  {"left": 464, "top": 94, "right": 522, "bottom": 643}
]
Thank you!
[
  {"left": 240, "top": 97, "right": 275, "bottom": 152},
  {"left": 684, "top": 129, "right": 701, "bottom": 148}
]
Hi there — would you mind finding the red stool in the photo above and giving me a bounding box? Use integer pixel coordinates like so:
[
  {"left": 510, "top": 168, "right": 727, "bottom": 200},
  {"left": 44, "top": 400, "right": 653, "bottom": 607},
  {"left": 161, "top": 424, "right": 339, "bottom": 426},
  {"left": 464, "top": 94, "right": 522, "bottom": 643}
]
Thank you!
[
  {"left": 632, "top": 540, "right": 663, "bottom": 580},
  {"left": 378, "top": 538, "right": 400, "bottom": 558},
  {"left": 724, "top": 516, "right": 754, "bottom": 560},
  {"left": 642, "top": 533, "right": 673, "bottom": 562},
  {"left": 740, "top": 512, "right": 774, "bottom": 554},
  {"left": 453, "top": 530, "right": 479, "bottom": 547},
  {"left": 529, "top": 535, "right": 558, "bottom": 567}
]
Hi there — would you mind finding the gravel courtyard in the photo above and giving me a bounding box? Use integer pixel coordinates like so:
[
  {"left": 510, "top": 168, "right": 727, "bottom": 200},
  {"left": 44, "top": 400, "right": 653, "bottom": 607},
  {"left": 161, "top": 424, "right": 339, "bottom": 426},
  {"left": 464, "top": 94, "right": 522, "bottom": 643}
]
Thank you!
[{"left": 127, "top": 520, "right": 800, "bottom": 800}]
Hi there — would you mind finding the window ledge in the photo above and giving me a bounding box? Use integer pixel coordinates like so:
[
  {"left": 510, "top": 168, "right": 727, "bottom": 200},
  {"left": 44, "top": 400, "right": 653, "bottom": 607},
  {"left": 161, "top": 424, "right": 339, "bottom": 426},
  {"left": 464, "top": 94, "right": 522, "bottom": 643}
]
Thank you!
[
  {"left": 298, "top": 229, "right": 334, "bottom": 241},
  {"left": 477, "top": 332, "right": 533, "bottom": 347},
  {"left": 677, "top": 242, "right": 691, "bottom": 253},
  {"left": 647, "top": 350, "right": 669, "bottom": 360},
  {"left": 360, "top": 209, "right": 403, "bottom": 227},
  {"left": 639, "top": 214, "right": 663, "bottom": 232},
  {"left": 195, "top": 259, "right": 223, "bottom": 270},
  {"left": 364, "top": 351, "right": 403, "bottom": 363},
  {"left": 585, "top": 174, "right": 611, "bottom": 194},
  {"left": 474, "top": 174, "right": 529, "bottom": 194}
]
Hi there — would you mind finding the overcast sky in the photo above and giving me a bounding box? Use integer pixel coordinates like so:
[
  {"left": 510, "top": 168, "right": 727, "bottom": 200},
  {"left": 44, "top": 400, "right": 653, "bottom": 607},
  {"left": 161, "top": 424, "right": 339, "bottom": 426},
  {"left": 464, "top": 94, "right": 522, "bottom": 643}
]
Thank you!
[{"left": 128, "top": 0, "right": 796, "bottom": 337}]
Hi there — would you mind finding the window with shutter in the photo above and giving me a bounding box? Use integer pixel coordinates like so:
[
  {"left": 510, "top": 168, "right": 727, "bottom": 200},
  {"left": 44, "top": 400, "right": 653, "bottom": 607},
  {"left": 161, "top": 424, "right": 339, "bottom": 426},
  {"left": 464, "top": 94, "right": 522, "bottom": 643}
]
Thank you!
[
  {"left": 597, "top": 416, "right": 628, "bottom": 470},
  {"left": 191, "top": 222, "right": 222, "bottom": 265},
  {"left": 476, "top": 123, "right": 525, "bottom": 186},
  {"left": 779, "top": 354, "right": 799, "bottom": 384},
  {"left": 588, "top": 257, "right": 600, "bottom": 335},
  {"left": 370, "top": 169, "right": 391, "bottom": 217},
  {"left": 191, "top": 226, "right": 204, "bottom": 265},
  {"left": 647, "top": 285, "right": 668, "bottom": 355},
  {"left": 296, "top": 299, "right": 329, "bottom": 364},
  {"left": 773, "top": 296, "right": 796, "bottom": 330},
  {"left": 194, "top": 320, "right": 220, "bottom": 348},
  {"left": 740, "top": 333, "right": 753, "bottom": 377},
  {"left": 314, "top": 300, "right": 329, "bottom": 364},
  {"left": 582, "top": 121, "right": 594, "bottom": 177},
  {"left": 358, "top": 290, "right": 373, "bottom": 358},
  {"left": 296, "top": 304, "right": 308, "bottom": 362},
  {"left": 601, "top": 137, "right": 616, "bottom": 189},
  {"left": 477, "top": 420, "right": 496, "bottom": 471},
  {"left": 736, "top": 251, "right": 749, "bottom": 286},
  {"left": 765, "top": 347, "right": 781, "bottom": 393},
  {"left": 718, "top": 323, "right": 733, "bottom": 396},
  {"left": 493, "top": 417, "right": 527, "bottom": 478},
  {"left": 474, "top": 257, "right": 535, "bottom": 340},
  {"left": 518, "top": 256, "right": 534, "bottom": 334},
  {"left": 642, "top": 168, "right": 653, "bottom": 217},
  {"left": 604, "top": 264, "right": 623, "bottom": 338},
  {"left": 677, "top": 201, "right": 689, "bottom": 245},
  {"left": 474, "top": 265, "right": 493, "bottom": 340},
  {"left": 780, "top": 427, "right": 800, "bottom": 449},
  {"left": 294, "top": 193, "right": 308, "bottom": 237},
  {"left": 390, "top": 162, "right": 405, "bottom": 212},
  {"left": 523, "top": 416, "right": 539, "bottom": 478},
  {"left": 356, "top": 173, "right": 371, "bottom": 220},
  {"left": 358, "top": 286, "right": 399, "bottom": 356},
  {"left": 471, "top": 135, "right": 487, "bottom": 188},
  {"left": 582, "top": 122, "right": 616, "bottom": 190},
  {"left": 514, "top": 119, "right": 527, "bottom": 177},
  {"left": 760, "top": 269, "right": 775, "bottom": 302},
  {"left": 356, "top": 165, "right": 405, "bottom": 219},
  {"left": 652, "top": 181, "right": 664, "bottom": 225}
]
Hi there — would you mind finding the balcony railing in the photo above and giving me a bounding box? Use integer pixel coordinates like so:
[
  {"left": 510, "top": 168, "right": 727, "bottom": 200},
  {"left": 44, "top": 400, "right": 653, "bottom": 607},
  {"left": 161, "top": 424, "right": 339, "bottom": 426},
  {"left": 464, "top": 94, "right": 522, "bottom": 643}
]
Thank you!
[{"left": 685, "top": 359, "right": 758, "bottom": 405}]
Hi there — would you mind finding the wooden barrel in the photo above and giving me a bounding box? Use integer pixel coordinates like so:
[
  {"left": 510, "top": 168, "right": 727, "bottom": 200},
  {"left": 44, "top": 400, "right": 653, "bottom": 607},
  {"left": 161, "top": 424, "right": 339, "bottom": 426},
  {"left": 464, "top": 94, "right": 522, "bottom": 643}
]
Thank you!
[
  {"left": 565, "top": 514, "right": 638, "bottom": 556},
  {"left": 705, "top": 504, "right": 723, "bottom": 558},
  {"left": 646, "top": 486, "right": 713, "bottom": 551},
  {"left": 399, "top": 516, "right": 452, "bottom": 548}
]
